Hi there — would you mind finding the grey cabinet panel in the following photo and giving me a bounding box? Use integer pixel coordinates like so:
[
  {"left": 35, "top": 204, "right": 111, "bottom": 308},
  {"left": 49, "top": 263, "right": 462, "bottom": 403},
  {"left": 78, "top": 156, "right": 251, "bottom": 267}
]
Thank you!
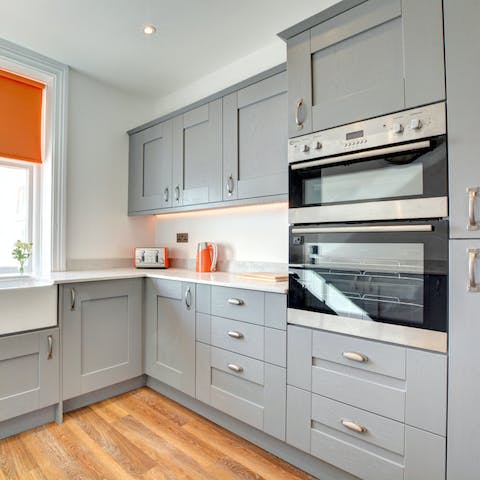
[
  {"left": 195, "top": 313, "right": 211, "bottom": 345},
  {"left": 223, "top": 72, "right": 288, "bottom": 200},
  {"left": 62, "top": 280, "right": 142, "bottom": 400},
  {"left": 286, "top": 385, "right": 311, "bottom": 452},
  {"left": 128, "top": 120, "right": 173, "bottom": 213},
  {"left": 287, "top": 325, "right": 312, "bottom": 391},
  {"left": 448, "top": 240, "right": 480, "bottom": 479},
  {"left": 444, "top": 1, "right": 480, "bottom": 239},
  {"left": 196, "top": 343, "right": 286, "bottom": 440},
  {"left": 211, "top": 286, "right": 264, "bottom": 325},
  {"left": 173, "top": 100, "right": 222, "bottom": 206},
  {"left": 405, "top": 426, "right": 445, "bottom": 480},
  {"left": 0, "top": 328, "right": 59, "bottom": 422},
  {"left": 286, "top": 0, "right": 445, "bottom": 136},
  {"left": 286, "top": 30, "right": 312, "bottom": 138},
  {"left": 406, "top": 349, "right": 447, "bottom": 436},
  {"left": 145, "top": 279, "right": 196, "bottom": 397},
  {"left": 265, "top": 328, "right": 286, "bottom": 368},
  {"left": 196, "top": 284, "right": 211, "bottom": 314},
  {"left": 264, "top": 293, "right": 287, "bottom": 330}
]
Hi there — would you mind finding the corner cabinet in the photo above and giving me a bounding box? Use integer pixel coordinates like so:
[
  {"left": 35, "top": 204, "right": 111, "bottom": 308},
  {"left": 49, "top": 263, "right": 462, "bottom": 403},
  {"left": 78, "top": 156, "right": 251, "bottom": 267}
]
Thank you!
[
  {"left": 144, "top": 279, "right": 196, "bottom": 397},
  {"left": 223, "top": 72, "right": 288, "bottom": 200},
  {"left": 128, "top": 120, "right": 173, "bottom": 213},
  {"left": 62, "top": 279, "right": 142, "bottom": 400},
  {"left": 0, "top": 328, "right": 59, "bottom": 423},
  {"left": 285, "top": 0, "right": 445, "bottom": 137}
]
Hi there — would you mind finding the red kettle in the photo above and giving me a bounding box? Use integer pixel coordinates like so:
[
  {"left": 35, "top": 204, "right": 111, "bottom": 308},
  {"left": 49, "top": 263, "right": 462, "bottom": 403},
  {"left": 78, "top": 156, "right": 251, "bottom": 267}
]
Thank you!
[{"left": 196, "top": 242, "right": 218, "bottom": 272}]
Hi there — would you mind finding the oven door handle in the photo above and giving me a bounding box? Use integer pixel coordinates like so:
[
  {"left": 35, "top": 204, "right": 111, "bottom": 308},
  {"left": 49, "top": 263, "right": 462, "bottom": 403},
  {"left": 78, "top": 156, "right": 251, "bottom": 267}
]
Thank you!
[
  {"left": 291, "top": 225, "right": 433, "bottom": 234},
  {"left": 290, "top": 140, "right": 431, "bottom": 170}
]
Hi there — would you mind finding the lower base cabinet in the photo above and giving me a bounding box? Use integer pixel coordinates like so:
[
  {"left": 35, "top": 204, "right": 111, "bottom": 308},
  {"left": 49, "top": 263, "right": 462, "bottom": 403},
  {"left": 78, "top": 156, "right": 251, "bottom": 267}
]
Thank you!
[
  {"left": 0, "top": 328, "right": 59, "bottom": 422},
  {"left": 62, "top": 279, "right": 142, "bottom": 400},
  {"left": 196, "top": 342, "right": 286, "bottom": 441},
  {"left": 144, "top": 279, "right": 196, "bottom": 397}
]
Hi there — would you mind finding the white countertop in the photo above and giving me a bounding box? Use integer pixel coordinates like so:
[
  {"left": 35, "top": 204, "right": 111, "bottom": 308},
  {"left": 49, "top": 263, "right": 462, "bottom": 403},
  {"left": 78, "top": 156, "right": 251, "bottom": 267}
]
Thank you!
[{"left": 39, "top": 268, "right": 288, "bottom": 294}]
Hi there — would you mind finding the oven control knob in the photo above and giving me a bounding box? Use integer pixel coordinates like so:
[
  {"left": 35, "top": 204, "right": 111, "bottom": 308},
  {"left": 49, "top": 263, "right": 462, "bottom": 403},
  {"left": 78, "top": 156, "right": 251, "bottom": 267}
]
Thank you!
[
  {"left": 301, "top": 144, "right": 310, "bottom": 153},
  {"left": 392, "top": 123, "right": 404, "bottom": 134},
  {"left": 313, "top": 141, "right": 322, "bottom": 150},
  {"left": 410, "top": 118, "right": 423, "bottom": 130}
]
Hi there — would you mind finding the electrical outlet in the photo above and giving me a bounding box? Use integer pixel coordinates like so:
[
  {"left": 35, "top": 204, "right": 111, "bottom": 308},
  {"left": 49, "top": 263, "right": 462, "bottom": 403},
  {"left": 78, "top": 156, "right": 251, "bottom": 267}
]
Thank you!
[{"left": 176, "top": 233, "right": 188, "bottom": 243}]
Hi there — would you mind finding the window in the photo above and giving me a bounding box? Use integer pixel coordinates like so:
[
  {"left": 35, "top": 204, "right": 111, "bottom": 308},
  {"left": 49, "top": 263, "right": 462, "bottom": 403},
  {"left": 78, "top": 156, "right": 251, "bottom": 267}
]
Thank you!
[
  {"left": 0, "top": 39, "right": 68, "bottom": 275},
  {"left": 0, "top": 160, "right": 32, "bottom": 273}
]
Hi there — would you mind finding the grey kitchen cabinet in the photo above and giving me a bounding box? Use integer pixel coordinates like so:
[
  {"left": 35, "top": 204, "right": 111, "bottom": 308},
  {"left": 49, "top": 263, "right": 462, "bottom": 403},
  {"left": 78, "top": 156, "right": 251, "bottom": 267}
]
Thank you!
[
  {"left": 128, "top": 120, "right": 173, "bottom": 213},
  {"left": 444, "top": 1, "right": 480, "bottom": 238},
  {"left": 223, "top": 71, "right": 288, "bottom": 200},
  {"left": 172, "top": 100, "right": 223, "bottom": 207},
  {"left": 286, "top": 325, "right": 447, "bottom": 479},
  {"left": 144, "top": 278, "right": 196, "bottom": 397},
  {"left": 447, "top": 240, "right": 480, "bottom": 479},
  {"left": 0, "top": 328, "right": 59, "bottom": 422},
  {"left": 62, "top": 279, "right": 142, "bottom": 400},
  {"left": 284, "top": 0, "right": 445, "bottom": 137}
]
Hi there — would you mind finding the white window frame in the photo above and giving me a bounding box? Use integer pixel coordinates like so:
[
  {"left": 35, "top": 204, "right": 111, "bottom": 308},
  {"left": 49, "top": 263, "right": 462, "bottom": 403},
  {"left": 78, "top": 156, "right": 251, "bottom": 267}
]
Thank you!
[{"left": 0, "top": 38, "right": 68, "bottom": 273}]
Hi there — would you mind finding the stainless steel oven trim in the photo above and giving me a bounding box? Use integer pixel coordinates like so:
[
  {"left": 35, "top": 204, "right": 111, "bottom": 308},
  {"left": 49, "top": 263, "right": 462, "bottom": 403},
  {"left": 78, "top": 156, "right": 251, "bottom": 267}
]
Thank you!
[
  {"left": 287, "top": 308, "right": 447, "bottom": 353},
  {"left": 289, "top": 196, "right": 448, "bottom": 225},
  {"left": 290, "top": 140, "right": 431, "bottom": 170},
  {"left": 291, "top": 224, "right": 433, "bottom": 234}
]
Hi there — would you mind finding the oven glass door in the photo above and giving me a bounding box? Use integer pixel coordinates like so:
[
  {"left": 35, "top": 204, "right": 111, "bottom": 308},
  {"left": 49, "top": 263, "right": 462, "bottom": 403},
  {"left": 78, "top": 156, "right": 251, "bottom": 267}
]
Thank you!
[
  {"left": 289, "top": 136, "right": 447, "bottom": 209},
  {"left": 288, "top": 220, "right": 448, "bottom": 332}
]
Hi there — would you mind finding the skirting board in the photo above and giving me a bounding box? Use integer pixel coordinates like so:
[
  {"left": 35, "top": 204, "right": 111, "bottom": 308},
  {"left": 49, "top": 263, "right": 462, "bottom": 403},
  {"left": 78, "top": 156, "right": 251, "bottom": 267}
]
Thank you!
[
  {"left": 146, "top": 376, "right": 356, "bottom": 480},
  {"left": 0, "top": 405, "right": 57, "bottom": 440}
]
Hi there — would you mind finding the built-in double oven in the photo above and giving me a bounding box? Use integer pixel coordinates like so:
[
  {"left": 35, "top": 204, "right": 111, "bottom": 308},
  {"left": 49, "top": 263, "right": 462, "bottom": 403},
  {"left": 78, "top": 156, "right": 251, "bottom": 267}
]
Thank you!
[{"left": 288, "top": 102, "right": 448, "bottom": 351}]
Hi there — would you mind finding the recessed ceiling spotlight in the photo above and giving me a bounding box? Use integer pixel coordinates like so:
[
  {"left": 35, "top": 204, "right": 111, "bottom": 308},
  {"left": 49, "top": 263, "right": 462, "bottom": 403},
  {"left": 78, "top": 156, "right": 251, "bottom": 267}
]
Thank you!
[{"left": 143, "top": 24, "right": 157, "bottom": 35}]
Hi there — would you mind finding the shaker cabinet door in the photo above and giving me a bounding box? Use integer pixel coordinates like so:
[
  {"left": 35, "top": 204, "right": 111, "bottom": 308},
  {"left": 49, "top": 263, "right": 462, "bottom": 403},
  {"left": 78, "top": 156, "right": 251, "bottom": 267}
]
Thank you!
[
  {"left": 128, "top": 120, "right": 173, "bottom": 213},
  {"left": 445, "top": 0, "right": 480, "bottom": 238},
  {"left": 173, "top": 100, "right": 222, "bottom": 207},
  {"left": 223, "top": 71, "right": 288, "bottom": 201},
  {"left": 287, "top": 0, "right": 445, "bottom": 136},
  {"left": 62, "top": 279, "right": 142, "bottom": 400},
  {"left": 144, "top": 279, "right": 196, "bottom": 397}
]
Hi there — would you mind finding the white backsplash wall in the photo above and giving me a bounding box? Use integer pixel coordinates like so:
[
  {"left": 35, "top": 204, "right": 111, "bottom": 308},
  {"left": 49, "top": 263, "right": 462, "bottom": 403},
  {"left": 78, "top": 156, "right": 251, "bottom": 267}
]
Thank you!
[{"left": 155, "top": 202, "right": 288, "bottom": 271}]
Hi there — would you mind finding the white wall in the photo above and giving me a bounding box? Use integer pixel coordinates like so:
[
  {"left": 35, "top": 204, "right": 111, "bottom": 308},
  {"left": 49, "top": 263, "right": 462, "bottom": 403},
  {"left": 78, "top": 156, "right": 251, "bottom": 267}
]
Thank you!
[
  {"left": 155, "top": 203, "right": 288, "bottom": 266},
  {"left": 66, "top": 70, "right": 156, "bottom": 265}
]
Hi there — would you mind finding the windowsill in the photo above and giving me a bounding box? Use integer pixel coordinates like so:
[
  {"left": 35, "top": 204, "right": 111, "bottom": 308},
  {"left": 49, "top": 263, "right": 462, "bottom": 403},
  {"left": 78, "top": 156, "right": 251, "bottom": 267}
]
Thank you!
[{"left": 0, "top": 273, "right": 53, "bottom": 290}]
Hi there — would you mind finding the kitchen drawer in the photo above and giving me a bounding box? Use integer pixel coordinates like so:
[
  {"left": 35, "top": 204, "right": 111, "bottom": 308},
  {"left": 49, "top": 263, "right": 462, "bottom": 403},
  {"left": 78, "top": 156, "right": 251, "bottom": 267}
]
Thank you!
[
  {"left": 312, "top": 330, "right": 406, "bottom": 380},
  {"left": 312, "top": 394, "right": 405, "bottom": 455},
  {"left": 211, "top": 316, "right": 264, "bottom": 360},
  {"left": 196, "top": 343, "right": 286, "bottom": 440},
  {"left": 311, "top": 361, "right": 405, "bottom": 422},
  {"left": 212, "top": 286, "right": 264, "bottom": 325}
]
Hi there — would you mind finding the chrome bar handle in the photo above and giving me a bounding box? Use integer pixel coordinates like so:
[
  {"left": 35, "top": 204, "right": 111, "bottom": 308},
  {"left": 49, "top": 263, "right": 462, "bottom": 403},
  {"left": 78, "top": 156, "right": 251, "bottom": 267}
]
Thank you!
[
  {"left": 342, "top": 351, "right": 369, "bottom": 363},
  {"left": 47, "top": 335, "right": 53, "bottom": 360},
  {"left": 468, "top": 249, "right": 480, "bottom": 292},
  {"left": 163, "top": 187, "right": 169, "bottom": 203},
  {"left": 341, "top": 419, "right": 367, "bottom": 434},
  {"left": 227, "top": 331, "right": 244, "bottom": 339},
  {"left": 295, "top": 98, "right": 304, "bottom": 129},
  {"left": 227, "top": 298, "right": 244, "bottom": 306},
  {"left": 70, "top": 288, "right": 76, "bottom": 311},
  {"left": 226, "top": 175, "right": 234, "bottom": 196},
  {"left": 227, "top": 363, "right": 243, "bottom": 373},
  {"left": 184, "top": 287, "right": 192, "bottom": 310},
  {"left": 174, "top": 185, "right": 180, "bottom": 203},
  {"left": 468, "top": 187, "right": 480, "bottom": 231}
]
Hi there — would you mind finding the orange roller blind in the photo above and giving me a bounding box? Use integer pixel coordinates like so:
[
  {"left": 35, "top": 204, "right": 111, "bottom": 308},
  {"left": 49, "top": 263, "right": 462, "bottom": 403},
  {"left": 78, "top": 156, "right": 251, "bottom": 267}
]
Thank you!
[{"left": 0, "top": 69, "right": 45, "bottom": 164}]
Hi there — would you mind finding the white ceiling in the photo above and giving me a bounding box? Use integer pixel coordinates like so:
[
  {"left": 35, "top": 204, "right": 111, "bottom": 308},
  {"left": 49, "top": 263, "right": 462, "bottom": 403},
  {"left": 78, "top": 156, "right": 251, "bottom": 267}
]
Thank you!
[{"left": 0, "top": 0, "right": 339, "bottom": 99}]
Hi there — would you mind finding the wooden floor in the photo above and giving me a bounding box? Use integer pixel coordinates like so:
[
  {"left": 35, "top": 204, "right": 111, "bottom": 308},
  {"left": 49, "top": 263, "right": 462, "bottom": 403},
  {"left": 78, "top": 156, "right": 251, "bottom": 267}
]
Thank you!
[{"left": 0, "top": 387, "right": 315, "bottom": 480}]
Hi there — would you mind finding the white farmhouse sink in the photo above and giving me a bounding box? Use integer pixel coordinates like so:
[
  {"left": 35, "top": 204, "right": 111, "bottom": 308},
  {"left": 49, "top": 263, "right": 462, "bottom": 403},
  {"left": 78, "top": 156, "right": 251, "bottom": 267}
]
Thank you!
[{"left": 0, "top": 278, "right": 57, "bottom": 335}]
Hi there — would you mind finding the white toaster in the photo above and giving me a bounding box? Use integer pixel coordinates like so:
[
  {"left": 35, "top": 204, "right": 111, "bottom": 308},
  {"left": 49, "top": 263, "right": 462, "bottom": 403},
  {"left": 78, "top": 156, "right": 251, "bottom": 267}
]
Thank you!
[{"left": 134, "top": 247, "right": 170, "bottom": 268}]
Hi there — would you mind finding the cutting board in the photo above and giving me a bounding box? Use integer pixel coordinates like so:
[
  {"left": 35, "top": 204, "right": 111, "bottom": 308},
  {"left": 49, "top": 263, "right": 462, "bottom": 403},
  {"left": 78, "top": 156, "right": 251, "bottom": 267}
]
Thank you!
[{"left": 236, "top": 272, "right": 289, "bottom": 282}]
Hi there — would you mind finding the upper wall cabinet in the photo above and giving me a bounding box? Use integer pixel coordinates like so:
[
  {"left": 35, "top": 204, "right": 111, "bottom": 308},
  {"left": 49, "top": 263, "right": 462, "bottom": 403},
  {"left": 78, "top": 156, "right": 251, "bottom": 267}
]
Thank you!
[
  {"left": 285, "top": 0, "right": 445, "bottom": 137},
  {"left": 173, "top": 100, "right": 223, "bottom": 207},
  {"left": 128, "top": 120, "right": 173, "bottom": 213},
  {"left": 223, "top": 72, "right": 288, "bottom": 201}
]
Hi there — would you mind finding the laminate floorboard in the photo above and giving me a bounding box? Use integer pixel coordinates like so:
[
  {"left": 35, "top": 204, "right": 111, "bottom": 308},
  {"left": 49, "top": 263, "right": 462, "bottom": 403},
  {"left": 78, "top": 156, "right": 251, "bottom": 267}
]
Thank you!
[{"left": 0, "top": 387, "right": 316, "bottom": 480}]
